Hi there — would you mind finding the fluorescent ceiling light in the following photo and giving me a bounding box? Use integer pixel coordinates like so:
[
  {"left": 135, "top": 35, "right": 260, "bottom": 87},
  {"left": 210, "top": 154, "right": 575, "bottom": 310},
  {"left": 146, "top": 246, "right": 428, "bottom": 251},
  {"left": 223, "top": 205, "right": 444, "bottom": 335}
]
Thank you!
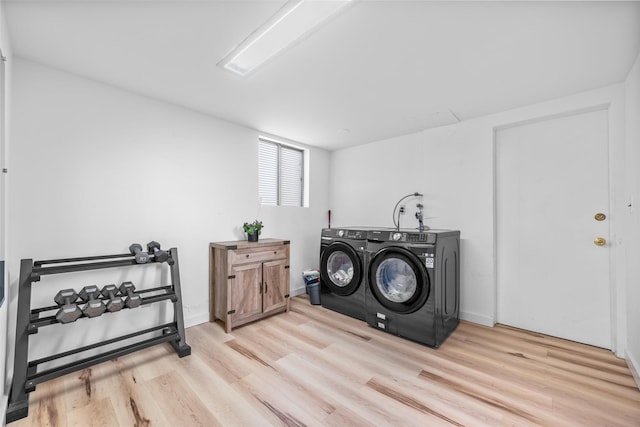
[{"left": 218, "top": 0, "right": 352, "bottom": 77}]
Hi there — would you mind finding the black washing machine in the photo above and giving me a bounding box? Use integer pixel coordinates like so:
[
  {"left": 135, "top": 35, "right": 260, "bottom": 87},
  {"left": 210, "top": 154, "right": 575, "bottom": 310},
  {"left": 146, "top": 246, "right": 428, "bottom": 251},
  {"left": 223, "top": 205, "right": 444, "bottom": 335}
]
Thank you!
[
  {"left": 319, "top": 227, "right": 367, "bottom": 320},
  {"left": 365, "top": 228, "right": 460, "bottom": 348}
]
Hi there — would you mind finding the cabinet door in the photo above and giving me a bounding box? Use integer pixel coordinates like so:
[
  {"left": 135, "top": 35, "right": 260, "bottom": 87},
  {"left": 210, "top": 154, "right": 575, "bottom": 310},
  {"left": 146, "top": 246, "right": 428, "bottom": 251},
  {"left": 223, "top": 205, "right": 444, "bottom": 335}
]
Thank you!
[
  {"left": 229, "top": 262, "right": 262, "bottom": 323},
  {"left": 262, "top": 259, "right": 288, "bottom": 313}
]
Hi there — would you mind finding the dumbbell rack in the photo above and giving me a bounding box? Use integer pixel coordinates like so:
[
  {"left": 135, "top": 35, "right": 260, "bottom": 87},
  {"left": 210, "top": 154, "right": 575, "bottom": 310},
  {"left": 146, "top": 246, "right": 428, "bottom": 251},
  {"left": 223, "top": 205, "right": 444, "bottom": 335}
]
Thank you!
[{"left": 6, "top": 248, "right": 191, "bottom": 423}]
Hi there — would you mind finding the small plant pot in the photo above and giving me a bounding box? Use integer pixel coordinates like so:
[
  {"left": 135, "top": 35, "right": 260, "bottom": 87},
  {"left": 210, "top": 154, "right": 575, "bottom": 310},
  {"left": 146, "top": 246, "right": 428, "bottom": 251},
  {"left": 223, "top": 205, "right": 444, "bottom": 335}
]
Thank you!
[{"left": 247, "top": 231, "right": 259, "bottom": 242}]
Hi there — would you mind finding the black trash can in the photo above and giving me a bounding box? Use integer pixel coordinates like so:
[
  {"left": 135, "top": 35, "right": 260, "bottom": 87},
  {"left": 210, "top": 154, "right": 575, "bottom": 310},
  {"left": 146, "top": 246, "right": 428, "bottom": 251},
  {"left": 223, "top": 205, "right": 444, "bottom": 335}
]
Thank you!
[
  {"left": 306, "top": 281, "right": 321, "bottom": 305},
  {"left": 303, "top": 269, "right": 321, "bottom": 305}
]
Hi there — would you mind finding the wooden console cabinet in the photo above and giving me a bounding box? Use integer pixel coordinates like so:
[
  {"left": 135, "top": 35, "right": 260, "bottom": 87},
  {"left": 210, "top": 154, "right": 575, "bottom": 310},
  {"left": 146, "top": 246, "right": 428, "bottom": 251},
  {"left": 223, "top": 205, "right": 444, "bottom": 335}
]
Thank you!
[{"left": 209, "top": 238, "right": 290, "bottom": 332}]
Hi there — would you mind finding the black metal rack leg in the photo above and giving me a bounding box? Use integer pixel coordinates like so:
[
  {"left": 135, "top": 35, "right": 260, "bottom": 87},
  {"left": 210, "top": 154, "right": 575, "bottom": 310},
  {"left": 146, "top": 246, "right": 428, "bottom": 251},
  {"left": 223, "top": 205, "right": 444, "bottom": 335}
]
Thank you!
[
  {"left": 6, "top": 259, "right": 36, "bottom": 423},
  {"left": 168, "top": 248, "right": 191, "bottom": 357}
]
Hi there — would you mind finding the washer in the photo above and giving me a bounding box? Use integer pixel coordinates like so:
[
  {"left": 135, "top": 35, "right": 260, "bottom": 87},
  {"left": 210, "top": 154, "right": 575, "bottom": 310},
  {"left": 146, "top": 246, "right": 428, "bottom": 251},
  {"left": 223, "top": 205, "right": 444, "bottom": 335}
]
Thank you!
[
  {"left": 365, "top": 228, "right": 460, "bottom": 348},
  {"left": 319, "top": 227, "right": 367, "bottom": 320}
]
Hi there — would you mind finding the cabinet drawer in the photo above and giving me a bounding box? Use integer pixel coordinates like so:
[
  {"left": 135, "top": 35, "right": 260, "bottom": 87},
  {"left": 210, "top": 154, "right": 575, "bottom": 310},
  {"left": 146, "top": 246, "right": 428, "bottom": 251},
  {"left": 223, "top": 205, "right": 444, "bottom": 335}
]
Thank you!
[{"left": 229, "top": 246, "right": 287, "bottom": 265}]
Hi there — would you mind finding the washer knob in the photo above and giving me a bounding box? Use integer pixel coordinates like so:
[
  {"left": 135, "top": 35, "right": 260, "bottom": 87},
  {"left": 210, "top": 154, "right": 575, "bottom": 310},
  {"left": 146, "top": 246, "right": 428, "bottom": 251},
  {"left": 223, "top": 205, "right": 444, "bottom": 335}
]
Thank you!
[
  {"left": 338, "top": 230, "right": 345, "bottom": 237},
  {"left": 392, "top": 232, "right": 402, "bottom": 241}
]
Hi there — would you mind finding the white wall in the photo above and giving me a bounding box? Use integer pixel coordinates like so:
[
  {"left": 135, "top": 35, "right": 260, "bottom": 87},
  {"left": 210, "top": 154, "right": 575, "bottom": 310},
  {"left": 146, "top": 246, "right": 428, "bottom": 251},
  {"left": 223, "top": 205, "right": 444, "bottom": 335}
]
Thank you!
[
  {"left": 330, "top": 124, "right": 494, "bottom": 325},
  {"left": 624, "top": 51, "right": 640, "bottom": 387},
  {"left": 0, "top": 0, "right": 12, "bottom": 420},
  {"left": 4, "top": 57, "right": 329, "bottom": 410},
  {"left": 329, "top": 84, "right": 628, "bottom": 355}
]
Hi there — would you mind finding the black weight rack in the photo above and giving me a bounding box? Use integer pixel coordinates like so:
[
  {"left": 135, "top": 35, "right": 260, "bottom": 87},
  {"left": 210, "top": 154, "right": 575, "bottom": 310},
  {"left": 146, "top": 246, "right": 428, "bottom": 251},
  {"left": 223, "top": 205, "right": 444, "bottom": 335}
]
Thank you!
[{"left": 6, "top": 247, "right": 191, "bottom": 423}]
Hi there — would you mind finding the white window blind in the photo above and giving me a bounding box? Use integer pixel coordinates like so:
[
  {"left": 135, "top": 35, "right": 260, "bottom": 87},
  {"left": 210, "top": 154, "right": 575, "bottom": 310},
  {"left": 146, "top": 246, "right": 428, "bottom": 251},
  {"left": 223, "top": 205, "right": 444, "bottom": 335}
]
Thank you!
[
  {"left": 258, "top": 138, "right": 304, "bottom": 207},
  {"left": 258, "top": 141, "right": 278, "bottom": 205}
]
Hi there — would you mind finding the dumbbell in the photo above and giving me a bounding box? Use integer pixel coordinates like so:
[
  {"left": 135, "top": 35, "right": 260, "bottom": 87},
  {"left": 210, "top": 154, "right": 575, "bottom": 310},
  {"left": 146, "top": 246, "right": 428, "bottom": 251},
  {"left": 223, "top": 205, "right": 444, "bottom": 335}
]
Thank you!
[
  {"left": 79, "top": 285, "right": 106, "bottom": 318},
  {"left": 101, "top": 284, "right": 125, "bottom": 312},
  {"left": 129, "top": 243, "right": 149, "bottom": 264},
  {"left": 147, "top": 241, "right": 169, "bottom": 263},
  {"left": 119, "top": 281, "right": 142, "bottom": 308},
  {"left": 54, "top": 289, "right": 82, "bottom": 324}
]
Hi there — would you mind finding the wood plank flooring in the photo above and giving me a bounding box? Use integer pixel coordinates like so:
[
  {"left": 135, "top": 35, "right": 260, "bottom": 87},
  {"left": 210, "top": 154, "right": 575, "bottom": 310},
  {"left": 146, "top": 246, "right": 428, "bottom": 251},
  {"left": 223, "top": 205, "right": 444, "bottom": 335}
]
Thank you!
[{"left": 10, "top": 296, "right": 640, "bottom": 426}]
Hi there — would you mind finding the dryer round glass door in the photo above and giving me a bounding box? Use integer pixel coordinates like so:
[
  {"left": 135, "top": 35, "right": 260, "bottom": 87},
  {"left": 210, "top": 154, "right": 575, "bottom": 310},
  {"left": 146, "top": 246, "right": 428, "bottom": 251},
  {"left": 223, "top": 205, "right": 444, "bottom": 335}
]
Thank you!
[
  {"left": 368, "top": 248, "right": 430, "bottom": 313},
  {"left": 375, "top": 258, "right": 417, "bottom": 303},
  {"left": 327, "top": 252, "right": 354, "bottom": 286},
  {"left": 320, "top": 242, "right": 363, "bottom": 296}
]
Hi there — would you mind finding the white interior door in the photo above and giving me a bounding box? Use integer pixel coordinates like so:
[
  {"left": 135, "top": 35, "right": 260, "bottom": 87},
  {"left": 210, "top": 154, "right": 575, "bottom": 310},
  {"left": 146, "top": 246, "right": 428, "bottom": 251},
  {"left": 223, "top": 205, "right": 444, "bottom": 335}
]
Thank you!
[
  {"left": 496, "top": 109, "right": 611, "bottom": 348},
  {"left": 0, "top": 52, "right": 5, "bottom": 308}
]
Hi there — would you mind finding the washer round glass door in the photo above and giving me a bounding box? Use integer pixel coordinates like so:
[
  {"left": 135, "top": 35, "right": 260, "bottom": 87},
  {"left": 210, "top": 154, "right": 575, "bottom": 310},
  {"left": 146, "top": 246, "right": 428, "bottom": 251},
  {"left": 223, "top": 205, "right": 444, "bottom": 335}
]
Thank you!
[
  {"left": 320, "top": 242, "right": 362, "bottom": 296},
  {"left": 368, "top": 248, "right": 429, "bottom": 313}
]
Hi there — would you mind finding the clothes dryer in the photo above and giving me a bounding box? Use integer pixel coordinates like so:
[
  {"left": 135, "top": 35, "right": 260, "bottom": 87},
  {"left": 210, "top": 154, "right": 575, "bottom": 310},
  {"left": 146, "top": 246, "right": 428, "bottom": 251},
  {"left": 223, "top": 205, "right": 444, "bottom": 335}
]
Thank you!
[
  {"left": 319, "top": 227, "right": 367, "bottom": 320},
  {"left": 365, "top": 228, "right": 460, "bottom": 347}
]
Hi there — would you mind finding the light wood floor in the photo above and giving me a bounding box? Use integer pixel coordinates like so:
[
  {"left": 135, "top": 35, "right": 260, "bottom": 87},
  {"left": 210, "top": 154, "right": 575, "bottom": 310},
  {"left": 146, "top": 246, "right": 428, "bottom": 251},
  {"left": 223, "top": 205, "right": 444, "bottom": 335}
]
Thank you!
[{"left": 10, "top": 296, "right": 640, "bottom": 426}]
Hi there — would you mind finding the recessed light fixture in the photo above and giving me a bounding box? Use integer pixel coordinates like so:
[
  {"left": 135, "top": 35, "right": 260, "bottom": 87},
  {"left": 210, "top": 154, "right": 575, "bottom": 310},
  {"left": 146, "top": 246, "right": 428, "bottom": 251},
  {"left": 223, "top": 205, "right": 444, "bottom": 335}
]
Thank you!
[{"left": 218, "top": 0, "right": 353, "bottom": 77}]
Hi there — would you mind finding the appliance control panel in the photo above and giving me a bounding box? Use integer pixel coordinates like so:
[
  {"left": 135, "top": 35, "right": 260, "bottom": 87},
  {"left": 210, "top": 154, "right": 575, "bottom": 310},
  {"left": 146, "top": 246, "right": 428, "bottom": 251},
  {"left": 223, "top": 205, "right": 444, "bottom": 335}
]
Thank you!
[
  {"left": 348, "top": 230, "right": 366, "bottom": 239},
  {"left": 368, "top": 230, "right": 436, "bottom": 244},
  {"left": 337, "top": 229, "right": 366, "bottom": 239},
  {"left": 322, "top": 228, "right": 367, "bottom": 239},
  {"left": 407, "top": 233, "right": 430, "bottom": 242}
]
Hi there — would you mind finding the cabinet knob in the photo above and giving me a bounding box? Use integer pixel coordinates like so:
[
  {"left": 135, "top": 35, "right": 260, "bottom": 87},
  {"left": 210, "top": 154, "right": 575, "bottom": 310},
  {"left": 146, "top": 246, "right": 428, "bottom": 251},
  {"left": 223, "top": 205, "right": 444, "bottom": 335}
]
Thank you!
[{"left": 246, "top": 254, "right": 250, "bottom": 258}]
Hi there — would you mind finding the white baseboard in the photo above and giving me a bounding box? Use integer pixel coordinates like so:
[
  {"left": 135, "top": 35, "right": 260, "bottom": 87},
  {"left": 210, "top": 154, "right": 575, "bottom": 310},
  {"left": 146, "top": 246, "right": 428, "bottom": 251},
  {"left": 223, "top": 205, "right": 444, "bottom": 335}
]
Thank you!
[
  {"left": 184, "top": 288, "right": 307, "bottom": 330},
  {"left": 185, "top": 312, "right": 210, "bottom": 329},
  {"left": 184, "top": 300, "right": 493, "bottom": 329},
  {"left": 1, "top": 394, "right": 7, "bottom": 426},
  {"left": 627, "top": 350, "right": 640, "bottom": 391},
  {"left": 290, "top": 286, "right": 306, "bottom": 297},
  {"left": 460, "top": 310, "right": 495, "bottom": 327}
]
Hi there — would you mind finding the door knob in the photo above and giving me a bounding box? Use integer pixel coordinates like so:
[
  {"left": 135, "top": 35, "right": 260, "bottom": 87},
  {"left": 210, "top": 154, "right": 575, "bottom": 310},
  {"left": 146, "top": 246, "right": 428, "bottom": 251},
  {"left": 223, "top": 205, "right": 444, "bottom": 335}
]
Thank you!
[{"left": 594, "top": 237, "right": 606, "bottom": 246}]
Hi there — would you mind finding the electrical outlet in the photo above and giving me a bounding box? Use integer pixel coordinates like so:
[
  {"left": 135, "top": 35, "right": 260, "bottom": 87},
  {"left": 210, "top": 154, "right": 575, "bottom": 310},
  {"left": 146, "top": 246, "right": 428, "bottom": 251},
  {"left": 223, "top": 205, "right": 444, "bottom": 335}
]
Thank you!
[{"left": 399, "top": 206, "right": 405, "bottom": 214}]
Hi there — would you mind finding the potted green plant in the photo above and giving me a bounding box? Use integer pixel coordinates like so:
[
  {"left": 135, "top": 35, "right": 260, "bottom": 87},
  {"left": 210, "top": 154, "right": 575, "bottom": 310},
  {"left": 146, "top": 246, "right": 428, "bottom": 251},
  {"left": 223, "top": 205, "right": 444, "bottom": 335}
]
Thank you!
[{"left": 243, "top": 220, "right": 263, "bottom": 242}]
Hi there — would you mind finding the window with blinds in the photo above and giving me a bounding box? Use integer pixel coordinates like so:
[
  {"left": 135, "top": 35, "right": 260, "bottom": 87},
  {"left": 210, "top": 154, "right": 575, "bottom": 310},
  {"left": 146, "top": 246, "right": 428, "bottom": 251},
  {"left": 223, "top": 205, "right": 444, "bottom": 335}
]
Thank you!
[{"left": 258, "top": 138, "right": 304, "bottom": 207}]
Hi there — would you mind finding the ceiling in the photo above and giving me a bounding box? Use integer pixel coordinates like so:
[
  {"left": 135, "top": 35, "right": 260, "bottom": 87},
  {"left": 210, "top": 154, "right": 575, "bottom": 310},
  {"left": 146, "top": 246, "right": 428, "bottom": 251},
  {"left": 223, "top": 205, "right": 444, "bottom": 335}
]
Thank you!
[{"left": 3, "top": 0, "right": 640, "bottom": 151}]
